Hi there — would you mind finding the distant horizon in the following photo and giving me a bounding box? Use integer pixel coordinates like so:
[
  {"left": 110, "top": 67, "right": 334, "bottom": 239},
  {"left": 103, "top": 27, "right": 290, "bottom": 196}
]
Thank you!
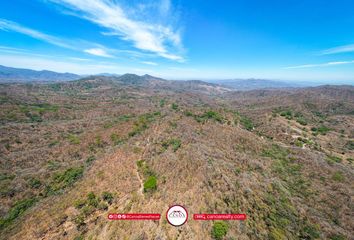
[
  {"left": 1, "top": 64, "right": 354, "bottom": 85},
  {"left": 1, "top": 59, "right": 354, "bottom": 84}
]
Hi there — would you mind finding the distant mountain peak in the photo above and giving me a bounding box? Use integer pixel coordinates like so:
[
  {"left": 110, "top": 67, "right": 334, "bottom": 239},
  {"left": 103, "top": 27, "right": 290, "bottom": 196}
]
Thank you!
[
  {"left": 0, "top": 65, "right": 80, "bottom": 83},
  {"left": 120, "top": 73, "right": 140, "bottom": 77}
]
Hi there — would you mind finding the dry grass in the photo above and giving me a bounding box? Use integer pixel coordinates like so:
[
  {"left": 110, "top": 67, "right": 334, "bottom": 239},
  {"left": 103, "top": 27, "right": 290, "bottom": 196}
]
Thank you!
[{"left": 0, "top": 81, "right": 353, "bottom": 239}]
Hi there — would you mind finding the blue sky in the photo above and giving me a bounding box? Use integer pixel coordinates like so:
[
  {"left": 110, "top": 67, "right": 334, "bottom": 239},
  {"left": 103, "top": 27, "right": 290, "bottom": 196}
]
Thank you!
[{"left": 0, "top": 0, "right": 354, "bottom": 82}]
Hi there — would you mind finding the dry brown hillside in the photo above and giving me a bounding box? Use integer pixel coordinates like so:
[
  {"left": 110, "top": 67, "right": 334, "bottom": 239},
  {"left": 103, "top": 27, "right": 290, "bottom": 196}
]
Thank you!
[{"left": 0, "top": 77, "right": 353, "bottom": 240}]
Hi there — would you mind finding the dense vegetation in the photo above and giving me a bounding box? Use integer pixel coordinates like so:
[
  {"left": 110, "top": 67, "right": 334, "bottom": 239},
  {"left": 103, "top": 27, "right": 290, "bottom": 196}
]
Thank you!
[{"left": 211, "top": 221, "right": 229, "bottom": 240}]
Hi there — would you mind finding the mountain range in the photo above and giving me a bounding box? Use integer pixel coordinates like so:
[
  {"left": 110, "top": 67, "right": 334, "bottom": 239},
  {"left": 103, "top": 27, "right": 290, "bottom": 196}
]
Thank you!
[
  {"left": 0, "top": 65, "right": 80, "bottom": 82},
  {"left": 0, "top": 65, "right": 336, "bottom": 91}
]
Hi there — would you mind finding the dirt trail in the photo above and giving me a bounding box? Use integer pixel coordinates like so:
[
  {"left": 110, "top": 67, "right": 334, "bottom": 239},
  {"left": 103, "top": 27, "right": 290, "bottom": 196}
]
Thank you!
[
  {"left": 135, "top": 123, "right": 161, "bottom": 196},
  {"left": 136, "top": 167, "right": 144, "bottom": 196}
]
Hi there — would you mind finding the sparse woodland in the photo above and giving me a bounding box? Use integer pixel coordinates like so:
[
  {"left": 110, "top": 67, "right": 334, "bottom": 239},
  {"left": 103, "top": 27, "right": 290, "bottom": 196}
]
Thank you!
[{"left": 0, "top": 75, "right": 353, "bottom": 239}]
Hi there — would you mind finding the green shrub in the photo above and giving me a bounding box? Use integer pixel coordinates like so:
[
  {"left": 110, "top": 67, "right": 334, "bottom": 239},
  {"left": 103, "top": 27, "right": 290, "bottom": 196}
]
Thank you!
[
  {"left": 0, "top": 173, "right": 15, "bottom": 181},
  {"left": 102, "top": 191, "right": 114, "bottom": 204},
  {"left": 169, "top": 121, "right": 177, "bottom": 128},
  {"left": 294, "top": 137, "right": 310, "bottom": 147},
  {"left": 300, "top": 224, "right": 320, "bottom": 239},
  {"left": 171, "top": 103, "right": 179, "bottom": 110},
  {"left": 162, "top": 138, "right": 181, "bottom": 152},
  {"left": 171, "top": 139, "right": 181, "bottom": 151},
  {"left": 0, "top": 198, "right": 37, "bottom": 229},
  {"left": 311, "top": 125, "right": 330, "bottom": 135},
  {"left": 159, "top": 99, "right": 166, "bottom": 107},
  {"left": 119, "top": 114, "right": 133, "bottom": 121},
  {"left": 46, "top": 166, "right": 84, "bottom": 195},
  {"left": 294, "top": 139, "right": 304, "bottom": 147},
  {"left": 161, "top": 141, "right": 170, "bottom": 150},
  {"left": 330, "top": 234, "right": 346, "bottom": 240},
  {"left": 85, "top": 155, "right": 96, "bottom": 165},
  {"left": 31, "top": 103, "right": 59, "bottom": 113},
  {"left": 28, "top": 178, "right": 41, "bottom": 189},
  {"left": 73, "top": 235, "right": 84, "bottom": 240},
  {"left": 136, "top": 160, "right": 144, "bottom": 168},
  {"left": 87, "top": 192, "right": 99, "bottom": 207},
  {"left": 312, "top": 110, "right": 326, "bottom": 119},
  {"left": 104, "top": 115, "right": 132, "bottom": 128},
  {"left": 0, "top": 179, "right": 14, "bottom": 197},
  {"left": 20, "top": 104, "right": 55, "bottom": 122},
  {"left": 280, "top": 110, "right": 293, "bottom": 120},
  {"left": 294, "top": 112, "right": 302, "bottom": 118},
  {"left": 55, "top": 167, "right": 83, "bottom": 186},
  {"left": 137, "top": 160, "right": 157, "bottom": 194},
  {"left": 194, "top": 110, "right": 223, "bottom": 123},
  {"left": 211, "top": 221, "right": 229, "bottom": 240},
  {"left": 262, "top": 145, "right": 311, "bottom": 197},
  {"left": 74, "top": 199, "right": 86, "bottom": 209},
  {"left": 88, "top": 136, "right": 106, "bottom": 152},
  {"left": 103, "top": 122, "right": 114, "bottom": 129},
  {"left": 269, "top": 227, "right": 286, "bottom": 240},
  {"left": 264, "top": 183, "right": 319, "bottom": 240},
  {"left": 326, "top": 155, "right": 342, "bottom": 164},
  {"left": 143, "top": 176, "right": 157, "bottom": 192},
  {"left": 240, "top": 116, "right": 254, "bottom": 131},
  {"left": 128, "top": 112, "right": 159, "bottom": 137},
  {"left": 203, "top": 111, "right": 223, "bottom": 122},
  {"left": 73, "top": 214, "right": 86, "bottom": 229},
  {"left": 94, "top": 136, "right": 104, "bottom": 148},
  {"left": 332, "top": 172, "right": 344, "bottom": 182},
  {"left": 234, "top": 167, "right": 241, "bottom": 175},
  {"left": 128, "top": 126, "right": 143, "bottom": 137},
  {"left": 27, "top": 113, "right": 42, "bottom": 122},
  {"left": 81, "top": 205, "right": 95, "bottom": 217},
  {"left": 68, "top": 134, "right": 80, "bottom": 144},
  {"left": 75, "top": 191, "right": 111, "bottom": 213},
  {"left": 48, "top": 140, "right": 59, "bottom": 147},
  {"left": 47, "top": 160, "right": 61, "bottom": 170},
  {"left": 110, "top": 133, "right": 124, "bottom": 145},
  {"left": 136, "top": 160, "right": 155, "bottom": 178},
  {"left": 296, "top": 116, "right": 308, "bottom": 126},
  {"left": 345, "top": 140, "right": 354, "bottom": 150},
  {"left": 261, "top": 144, "right": 288, "bottom": 160},
  {"left": 184, "top": 111, "right": 194, "bottom": 117}
]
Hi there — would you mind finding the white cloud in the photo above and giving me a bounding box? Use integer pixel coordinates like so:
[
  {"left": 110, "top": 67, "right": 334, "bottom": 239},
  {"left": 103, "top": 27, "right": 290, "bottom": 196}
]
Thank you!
[
  {"left": 47, "top": 0, "right": 184, "bottom": 61},
  {"left": 0, "top": 18, "right": 114, "bottom": 58},
  {"left": 141, "top": 61, "right": 158, "bottom": 66},
  {"left": 84, "top": 48, "right": 113, "bottom": 57},
  {"left": 321, "top": 44, "right": 354, "bottom": 55},
  {"left": 0, "top": 19, "right": 74, "bottom": 49},
  {"left": 68, "top": 57, "right": 91, "bottom": 61},
  {"left": 284, "top": 60, "right": 354, "bottom": 69},
  {"left": 0, "top": 45, "right": 69, "bottom": 59},
  {"left": 0, "top": 54, "right": 121, "bottom": 74}
]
